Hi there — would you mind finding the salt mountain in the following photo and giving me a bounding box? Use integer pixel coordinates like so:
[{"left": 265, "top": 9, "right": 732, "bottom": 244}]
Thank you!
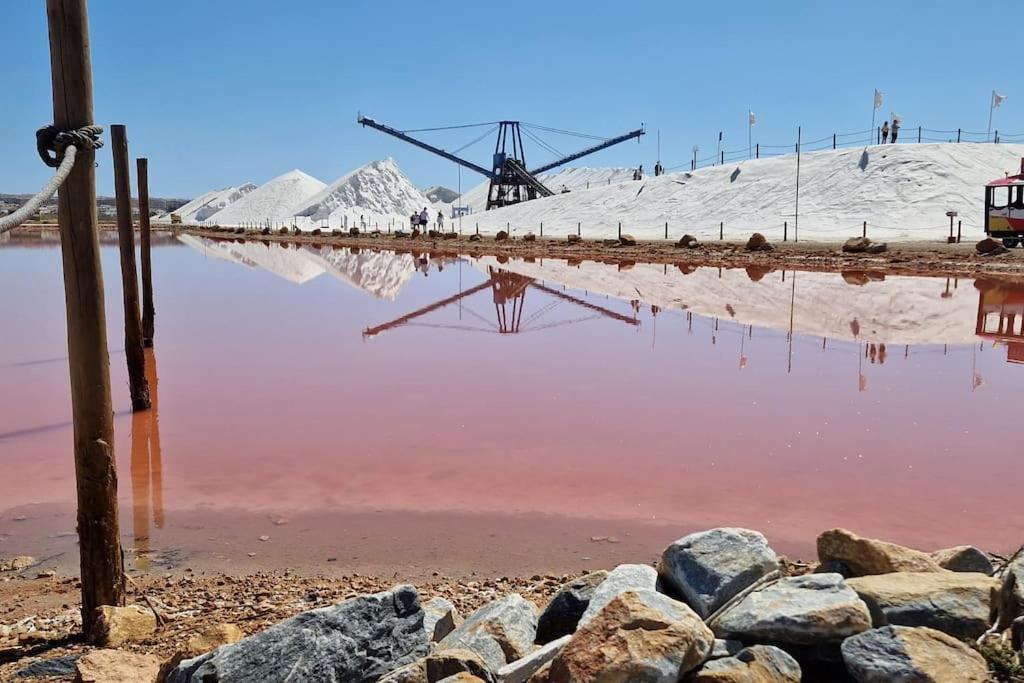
[
  {"left": 154, "top": 183, "right": 257, "bottom": 224},
  {"left": 291, "top": 158, "right": 431, "bottom": 226},
  {"left": 210, "top": 169, "right": 327, "bottom": 226}
]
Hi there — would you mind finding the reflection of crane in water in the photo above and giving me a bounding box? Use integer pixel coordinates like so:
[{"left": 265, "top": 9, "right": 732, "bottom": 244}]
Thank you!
[{"left": 363, "top": 267, "right": 640, "bottom": 338}]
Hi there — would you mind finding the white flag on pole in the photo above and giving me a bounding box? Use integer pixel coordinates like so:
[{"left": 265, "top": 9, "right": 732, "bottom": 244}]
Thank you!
[
  {"left": 874, "top": 89, "right": 884, "bottom": 109},
  {"left": 992, "top": 91, "right": 1006, "bottom": 109},
  {"left": 748, "top": 111, "right": 756, "bottom": 126}
]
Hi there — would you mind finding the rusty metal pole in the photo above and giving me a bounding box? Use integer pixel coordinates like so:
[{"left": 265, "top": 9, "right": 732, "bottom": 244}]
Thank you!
[
  {"left": 110, "top": 125, "right": 150, "bottom": 410},
  {"left": 137, "top": 158, "right": 155, "bottom": 346},
  {"left": 45, "top": 0, "right": 126, "bottom": 636}
]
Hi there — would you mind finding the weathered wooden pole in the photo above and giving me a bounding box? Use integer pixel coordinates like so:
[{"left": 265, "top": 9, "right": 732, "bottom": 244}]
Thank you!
[
  {"left": 137, "top": 158, "right": 155, "bottom": 347},
  {"left": 45, "top": 0, "right": 125, "bottom": 636},
  {"left": 110, "top": 124, "right": 151, "bottom": 410}
]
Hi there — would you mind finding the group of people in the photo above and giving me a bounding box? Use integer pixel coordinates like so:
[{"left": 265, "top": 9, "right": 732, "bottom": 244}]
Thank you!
[
  {"left": 880, "top": 119, "right": 901, "bottom": 144},
  {"left": 409, "top": 208, "right": 446, "bottom": 231}
]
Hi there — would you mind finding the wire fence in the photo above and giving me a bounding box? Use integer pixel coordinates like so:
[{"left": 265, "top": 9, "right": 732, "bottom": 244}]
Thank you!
[{"left": 665, "top": 124, "right": 1024, "bottom": 172}]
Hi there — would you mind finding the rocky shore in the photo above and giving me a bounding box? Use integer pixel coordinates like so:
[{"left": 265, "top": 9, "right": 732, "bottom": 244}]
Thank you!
[{"left": 2, "top": 527, "right": 1022, "bottom": 682}]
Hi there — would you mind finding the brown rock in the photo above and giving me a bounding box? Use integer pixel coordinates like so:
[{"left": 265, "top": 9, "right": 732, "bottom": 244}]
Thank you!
[
  {"left": 841, "top": 625, "right": 988, "bottom": 683},
  {"left": 436, "top": 674, "right": 487, "bottom": 683},
  {"left": 816, "top": 528, "right": 944, "bottom": 576},
  {"left": 0, "top": 556, "right": 35, "bottom": 572},
  {"left": 846, "top": 572, "right": 998, "bottom": 639},
  {"left": 92, "top": 605, "right": 157, "bottom": 647},
  {"left": 523, "top": 232, "right": 537, "bottom": 242},
  {"left": 976, "top": 237, "right": 1001, "bottom": 254},
  {"left": 496, "top": 231, "right": 509, "bottom": 241},
  {"left": 618, "top": 234, "right": 636, "bottom": 246},
  {"left": 566, "top": 234, "right": 581, "bottom": 244},
  {"left": 444, "top": 232, "right": 458, "bottom": 240},
  {"left": 184, "top": 623, "right": 244, "bottom": 655},
  {"left": 677, "top": 234, "right": 699, "bottom": 248},
  {"left": 842, "top": 237, "right": 872, "bottom": 253},
  {"left": 687, "top": 645, "right": 801, "bottom": 682},
  {"left": 930, "top": 546, "right": 993, "bottom": 574},
  {"left": 547, "top": 590, "right": 713, "bottom": 683},
  {"left": 75, "top": 649, "right": 161, "bottom": 683},
  {"left": 745, "top": 233, "right": 769, "bottom": 251},
  {"left": 426, "top": 649, "right": 496, "bottom": 682}
]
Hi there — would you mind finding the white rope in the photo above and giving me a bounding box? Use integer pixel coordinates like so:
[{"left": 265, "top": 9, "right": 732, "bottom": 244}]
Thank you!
[{"left": 0, "top": 145, "right": 78, "bottom": 235}]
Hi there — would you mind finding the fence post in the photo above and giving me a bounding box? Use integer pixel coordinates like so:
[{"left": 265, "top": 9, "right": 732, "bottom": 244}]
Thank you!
[
  {"left": 720, "top": 151, "right": 724, "bottom": 164},
  {"left": 918, "top": 126, "right": 921, "bottom": 143},
  {"left": 957, "top": 129, "right": 961, "bottom": 143},
  {"left": 664, "top": 221, "right": 668, "bottom": 240},
  {"left": 540, "top": 221, "right": 543, "bottom": 237},
  {"left": 756, "top": 143, "right": 759, "bottom": 158},
  {"left": 833, "top": 134, "right": 836, "bottom": 150},
  {"left": 110, "top": 125, "right": 150, "bottom": 412},
  {"left": 577, "top": 221, "right": 581, "bottom": 236},
  {"left": 618, "top": 221, "right": 622, "bottom": 239},
  {"left": 957, "top": 220, "right": 962, "bottom": 243},
  {"left": 995, "top": 130, "right": 999, "bottom": 143},
  {"left": 45, "top": 0, "right": 126, "bottom": 637},
  {"left": 719, "top": 221, "right": 723, "bottom": 240},
  {"left": 783, "top": 221, "right": 788, "bottom": 242},
  {"left": 877, "top": 127, "right": 881, "bottom": 145},
  {"left": 862, "top": 221, "right": 867, "bottom": 238}
]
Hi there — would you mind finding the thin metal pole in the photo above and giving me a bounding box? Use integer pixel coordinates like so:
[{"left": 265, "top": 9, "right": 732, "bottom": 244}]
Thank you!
[{"left": 794, "top": 126, "right": 802, "bottom": 243}]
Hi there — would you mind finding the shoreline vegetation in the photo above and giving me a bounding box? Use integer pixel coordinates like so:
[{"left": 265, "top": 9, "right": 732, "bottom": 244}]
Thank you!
[{"left": 1, "top": 526, "right": 1020, "bottom": 681}]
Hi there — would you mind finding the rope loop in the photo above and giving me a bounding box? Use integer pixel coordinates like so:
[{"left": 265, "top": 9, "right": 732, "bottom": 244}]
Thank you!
[{"left": 36, "top": 124, "right": 104, "bottom": 168}]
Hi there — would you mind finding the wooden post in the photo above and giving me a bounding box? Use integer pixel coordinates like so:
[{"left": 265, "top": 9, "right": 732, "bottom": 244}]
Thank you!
[
  {"left": 918, "top": 126, "right": 921, "bottom": 143},
  {"left": 957, "top": 220, "right": 962, "bottom": 243},
  {"left": 137, "top": 158, "right": 154, "bottom": 347},
  {"left": 577, "top": 221, "right": 581, "bottom": 236},
  {"left": 833, "top": 134, "right": 836, "bottom": 150},
  {"left": 719, "top": 221, "right": 723, "bottom": 240},
  {"left": 755, "top": 143, "right": 759, "bottom": 159},
  {"left": 618, "top": 221, "right": 622, "bottom": 238},
  {"left": 110, "top": 124, "right": 150, "bottom": 411},
  {"left": 957, "top": 128, "right": 961, "bottom": 143},
  {"left": 783, "top": 221, "right": 788, "bottom": 242},
  {"left": 45, "top": 0, "right": 125, "bottom": 637},
  {"left": 664, "top": 222, "right": 668, "bottom": 240},
  {"left": 863, "top": 221, "right": 867, "bottom": 238}
]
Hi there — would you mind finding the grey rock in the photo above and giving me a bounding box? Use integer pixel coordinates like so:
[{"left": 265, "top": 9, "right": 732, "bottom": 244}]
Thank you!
[
  {"left": 423, "top": 597, "right": 461, "bottom": 642},
  {"left": 16, "top": 655, "right": 79, "bottom": 678},
  {"left": 165, "top": 585, "right": 428, "bottom": 683},
  {"left": 846, "top": 571, "right": 998, "bottom": 639},
  {"left": 688, "top": 645, "right": 800, "bottom": 682},
  {"left": 843, "top": 237, "right": 872, "bottom": 253},
  {"left": 930, "top": 546, "right": 994, "bottom": 574},
  {"left": 437, "top": 594, "right": 538, "bottom": 673},
  {"left": 496, "top": 635, "right": 569, "bottom": 683},
  {"left": 714, "top": 573, "right": 872, "bottom": 645},
  {"left": 707, "top": 639, "right": 745, "bottom": 660},
  {"left": 535, "top": 571, "right": 608, "bottom": 644},
  {"left": 865, "top": 242, "right": 888, "bottom": 254},
  {"left": 659, "top": 527, "right": 779, "bottom": 619},
  {"left": 994, "top": 554, "right": 1024, "bottom": 630},
  {"left": 841, "top": 625, "right": 988, "bottom": 683},
  {"left": 578, "top": 564, "right": 657, "bottom": 626}
]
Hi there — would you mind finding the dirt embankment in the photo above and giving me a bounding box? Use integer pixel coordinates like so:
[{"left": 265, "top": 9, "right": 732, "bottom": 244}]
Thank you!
[{"left": 182, "top": 227, "right": 1024, "bottom": 281}]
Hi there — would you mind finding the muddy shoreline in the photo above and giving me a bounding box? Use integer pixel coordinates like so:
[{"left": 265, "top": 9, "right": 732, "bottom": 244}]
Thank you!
[{"left": 181, "top": 227, "right": 1024, "bottom": 281}]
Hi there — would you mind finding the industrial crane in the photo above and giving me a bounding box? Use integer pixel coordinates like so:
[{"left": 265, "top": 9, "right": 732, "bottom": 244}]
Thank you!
[{"left": 357, "top": 115, "right": 644, "bottom": 210}]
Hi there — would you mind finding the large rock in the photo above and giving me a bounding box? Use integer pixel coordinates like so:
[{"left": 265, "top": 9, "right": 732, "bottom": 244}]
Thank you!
[
  {"left": 546, "top": 590, "right": 714, "bottom": 682},
  {"left": 437, "top": 594, "right": 538, "bottom": 673},
  {"left": 713, "top": 574, "right": 872, "bottom": 645},
  {"left": 425, "top": 649, "right": 495, "bottom": 682},
  {"left": 577, "top": 564, "right": 657, "bottom": 626},
  {"left": 75, "top": 649, "right": 161, "bottom": 683},
  {"left": 930, "top": 546, "right": 994, "bottom": 574},
  {"left": 840, "top": 625, "right": 988, "bottom": 683},
  {"left": 977, "top": 237, "right": 1002, "bottom": 254},
  {"left": 497, "top": 635, "right": 569, "bottom": 683},
  {"left": 993, "top": 554, "right": 1024, "bottom": 630},
  {"left": 423, "top": 597, "right": 461, "bottom": 642},
  {"left": 846, "top": 572, "right": 998, "bottom": 639},
  {"left": 165, "top": 585, "right": 428, "bottom": 683},
  {"left": 659, "top": 527, "right": 779, "bottom": 619},
  {"left": 745, "top": 233, "right": 773, "bottom": 252},
  {"left": 535, "top": 571, "right": 607, "bottom": 644},
  {"left": 816, "top": 528, "right": 944, "bottom": 576},
  {"left": 92, "top": 604, "right": 157, "bottom": 647},
  {"left": 687, "top": 645, "right": 801, "bottom": 682},
  {"left": 618, "top": 234, "right": 637, "bottom": 247},
  {"left": 842, "top": 237, "right": 872, "bottom": 253}
]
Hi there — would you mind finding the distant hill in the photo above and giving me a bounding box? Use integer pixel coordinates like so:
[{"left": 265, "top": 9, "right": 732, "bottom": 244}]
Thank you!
[
  {"left": 423, "top": 185, "right": 459, "bottom": 204},
  {"left": 0, "top": 192, "right": 190, "bottom": 218}
]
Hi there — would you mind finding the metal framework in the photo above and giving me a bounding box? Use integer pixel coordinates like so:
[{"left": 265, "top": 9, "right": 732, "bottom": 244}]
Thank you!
[{"left": 357, "top": 115, "right": 644, "bottom": 210}]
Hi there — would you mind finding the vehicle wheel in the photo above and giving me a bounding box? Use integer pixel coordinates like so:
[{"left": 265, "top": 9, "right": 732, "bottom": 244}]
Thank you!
[{"left": 1002, "top": 237, "right": 1020, "bottom": 248}]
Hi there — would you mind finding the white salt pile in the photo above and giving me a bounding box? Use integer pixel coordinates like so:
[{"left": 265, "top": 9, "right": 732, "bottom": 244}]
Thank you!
[
  {"left": 210, "top": 169, "right": 326, "bottom": 227},
  {"left": 154, "top": 183, "right": 257, "bottom": 224},
  {"left": 291, "top": 158, "right": 431, "bottom": 230},
  {"left": 461, "top": 143, "right": 1024, "bottom": 242}
]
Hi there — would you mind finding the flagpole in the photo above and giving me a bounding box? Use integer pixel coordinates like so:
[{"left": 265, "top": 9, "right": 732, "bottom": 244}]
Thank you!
[
  {"left": 987, "top": 91, "right": 994, "bottom": 141},
  {"left": 748, "top": 110, "right": 752, "bottom": 160}
]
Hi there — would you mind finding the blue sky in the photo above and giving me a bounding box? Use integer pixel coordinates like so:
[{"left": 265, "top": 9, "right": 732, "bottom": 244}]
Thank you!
[{"left": 3, "top": 0, "right": 1020, "bottom": 198}]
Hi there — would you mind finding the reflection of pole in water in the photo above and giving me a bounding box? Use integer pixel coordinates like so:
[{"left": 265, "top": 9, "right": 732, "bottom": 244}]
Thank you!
[
  {"left": 129, "top": 348, "right": 164, "bottom": 570},
  {"left": 787, "top": 271, "right": 797, "bottom": 374}
]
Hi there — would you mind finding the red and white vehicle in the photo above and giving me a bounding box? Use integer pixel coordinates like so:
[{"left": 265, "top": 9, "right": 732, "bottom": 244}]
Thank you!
[{"left": 984, "top": 158, "right": 1024, "bottom": 248}]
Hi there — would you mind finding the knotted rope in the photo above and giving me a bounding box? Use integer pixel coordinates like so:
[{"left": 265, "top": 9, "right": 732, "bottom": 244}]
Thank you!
[{"left": 0, "top": 125, "right": 104, "bottom": 235}]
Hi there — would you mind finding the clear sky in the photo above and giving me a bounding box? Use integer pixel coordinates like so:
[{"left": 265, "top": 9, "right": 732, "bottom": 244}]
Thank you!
[{"left": 3, "top": 0, "right": 1020, "bottom": 198}]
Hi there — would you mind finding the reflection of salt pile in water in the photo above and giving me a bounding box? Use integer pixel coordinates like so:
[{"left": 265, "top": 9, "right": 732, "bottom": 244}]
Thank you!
[
  {"left": 300, "top": 246, "right": 418, "bottom": 300},
  {"left": 177, "top": 235, "right": 452, "bottom": 298},
  {"left": 178, "top": 235, "right": 324, "bottom": 284},
  {"left": 209, "top": 170, "right": 326, "bottom": 227},
  {"left": 292, "top": 158, "right": 432, "bottom": 231},
  {"left": 473, "top": 256, "right": 978, "bottom": 345},
  {"left": 462, "top": 143, "right": 1024, "bottom": 242},
  {"left": 154, "top": 183, "right": 257, "bottom": 224}
]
